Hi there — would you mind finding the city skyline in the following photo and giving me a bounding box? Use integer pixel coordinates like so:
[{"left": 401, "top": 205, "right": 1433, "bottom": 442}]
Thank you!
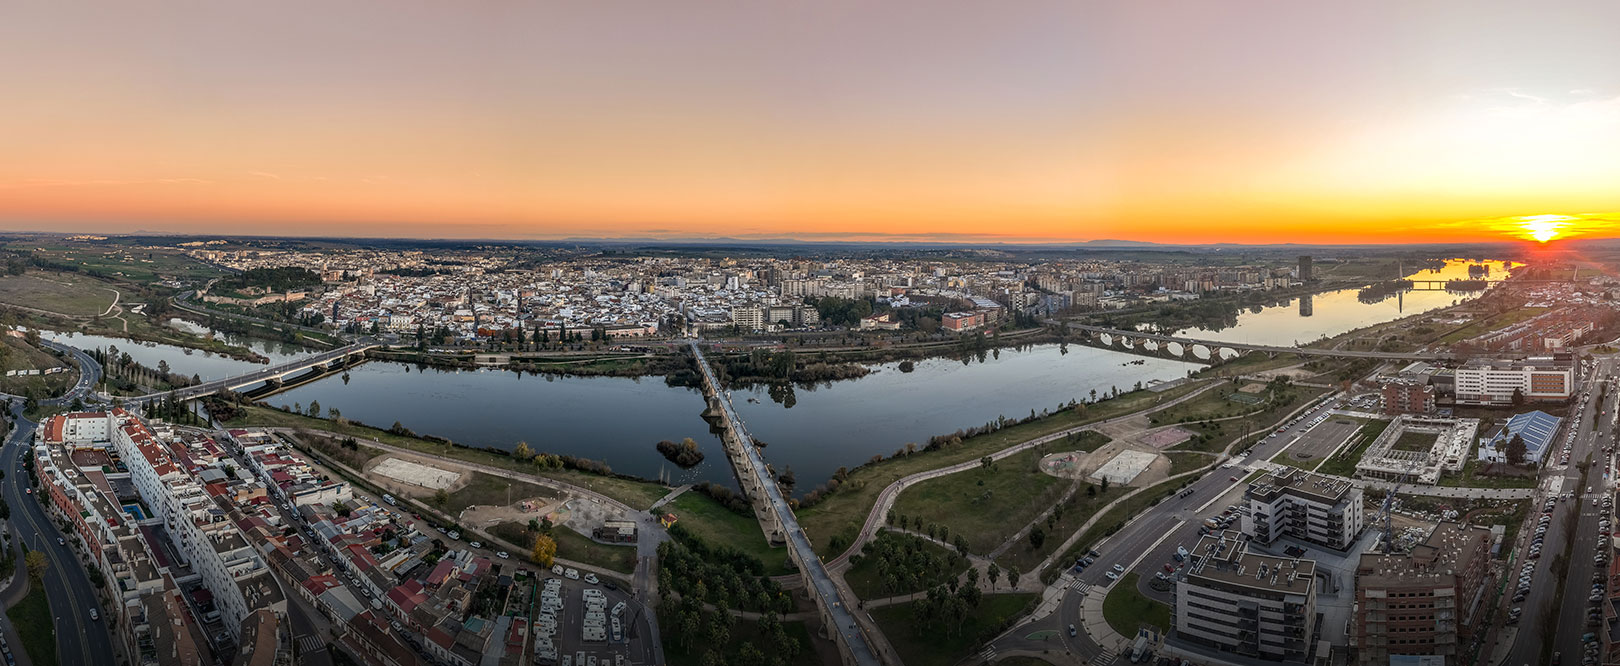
[{"left": 6, "top": 1, "right": 1620, "bottom": 244}]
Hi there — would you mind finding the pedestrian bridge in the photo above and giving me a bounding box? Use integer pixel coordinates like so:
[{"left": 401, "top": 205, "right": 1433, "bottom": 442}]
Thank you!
[
  {"left": 1066, "top": 324, "right": 1453, "bottom": 362},
  {"left": 690, "top": 341, "right": 882, "bottom": 666},
  {"left": 128, "top": 340, "right": 381, "bottom": 404}
]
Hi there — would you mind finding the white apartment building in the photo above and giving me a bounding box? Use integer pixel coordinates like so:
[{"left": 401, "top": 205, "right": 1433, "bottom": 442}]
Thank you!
[
  {"left": 1175, "top": 531, "right": 1319, "bottom": 663},
  {"left": 1241, "top": 468, "right": 1364, "bottom": 551},
  {"left": 1453, "top": 356, "right": 1574, "bottom": 405},
  {"left": 106, "top": 412, "right": 265, "bottom": 639}
]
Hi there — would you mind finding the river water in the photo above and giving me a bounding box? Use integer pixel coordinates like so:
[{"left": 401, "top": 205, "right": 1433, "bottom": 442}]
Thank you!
[{"left": 40, "top": 259, "right": 1506, "bottom": 493}]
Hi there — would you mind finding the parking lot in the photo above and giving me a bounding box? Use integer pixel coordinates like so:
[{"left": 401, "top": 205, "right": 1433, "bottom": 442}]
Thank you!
[
  {"left": 1276, "top": 414, "right": 1362, "bottom": 465},
  {"left": 534, "top": 568, "right": 656, "bottom": 666}
]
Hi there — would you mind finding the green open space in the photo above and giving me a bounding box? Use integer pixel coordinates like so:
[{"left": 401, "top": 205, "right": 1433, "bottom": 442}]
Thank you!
[
  {"left": 222, "top": 404, "right": 671, "bottom": 509},
  {"left": 1438, "top": 454, "right": 1539, "bottom": 489},
  {"left": 1171, "top": 386, "right": 1330, "bottom": 454},
  {"left": 871, "top": 593, "right": 1036, "bottom": 666},
  {"left": 667, "top": 492, "right": 787, "bottom": 574},
  {"left": 659, "top": 609, "right": 818, "bottom": 666},
  {"left": 1103, "top": 573, "right": 1173, "bottom": 636},
  {"left": 891, "top": 446, "right": 1066, "bottom": 555},
  {"left": 550, "top": 526, "right": 637, "bottom": 574},
  {"left": 0, "top": 335, "right": 74, "bottom": 398},
  {"left": 8, "top": 582, "right": 56, "bottom": 666},
  {"left": 439, "top": 471, "right": 557, "bottom": 515},
  {"left": 794, "top": 380, "right": 1211, "bottom": 559},
  {"left": 1, "top": 240, "right": 224, "bottom": 283},
  {"left": 0, "top": 272, "right": 116, "bottom": 317},
  {"left": 1437, "top": 306, "right": 1549, "bottom": 344}
]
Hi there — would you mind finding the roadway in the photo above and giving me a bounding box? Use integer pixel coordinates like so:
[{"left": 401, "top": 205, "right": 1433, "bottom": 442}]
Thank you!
[
  {"left": 689, "top": 342, "right": 882, "bottom": 666},
  {"left": 1545, "top": 357, "right": 1616, "bottom": 666},
  {"left": 2, "top": 406, "right": 116, "bottom": 666},
  {"left": 990, "top": 392, "right": 1349, "bottom": 660},
  {"left": 125, "top": 339, "right": 378, "bottom": 404},
  {"left": 1066, "top": 323, "right": 1453, "bottom": 361}
]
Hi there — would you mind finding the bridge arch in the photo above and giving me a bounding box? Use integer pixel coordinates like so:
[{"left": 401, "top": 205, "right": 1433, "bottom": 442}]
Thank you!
[
  {"left": 1190, "top": 344, "right": 1212, "bottom": 361},
  {"left": 1165, "top": 342, "right": 1185, "bottom": 357},
  {"left": 1218, "top": 347, "right": 1241, "bottom": 360},
  {"left": 1141, "top": 339, "right": 1159, "bottom": 352},
  {"left": 1098, "top": 333, "right": 1113, "bottom": 347}
]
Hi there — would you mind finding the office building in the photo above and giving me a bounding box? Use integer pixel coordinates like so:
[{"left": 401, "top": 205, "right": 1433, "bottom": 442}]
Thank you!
[{"left": 1453, "top": 356, "right": 1574, "bottom": 405}]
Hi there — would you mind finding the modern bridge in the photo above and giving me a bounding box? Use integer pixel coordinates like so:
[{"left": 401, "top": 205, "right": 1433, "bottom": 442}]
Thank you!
[
  {"left": 127, "top": 339, "right": 381, "bottom": 404},
  {"left": 689, "top": 341, "right": 882, "bottom": 666}
]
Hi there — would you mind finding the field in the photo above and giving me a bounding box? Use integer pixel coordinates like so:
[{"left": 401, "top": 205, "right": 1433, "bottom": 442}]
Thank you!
[
  {"left": 1437, "top": 306, "right": 1549, "bottom": 344},
  {"left": 0, "top": 335, "right": 74, "bottom": 397},
  {"left": 1, "top": 240, "right": 223, "bottom": 282},
  {"left": 0, "top": 272, "right": 116, "bottom": 317},
  {"left": 666, "top": 492, "right": 786, "bottom": 573},
  {"left": 871, "top": 593, "right": 1036, "bottom": 666},
  {"left": 1171, "top": 386, "right": 1330, "bottom": 453},
  {"left": 793, "top": 380, "right": 1212, "bottom": 559},
  {"left": 890, "top": 447, "right": 1065, "bottom": 555},
  {"left": 550, "top": 526, "right": 637, "bottom": 574},
  {"left": 7, "top": 583, "right": 55, "bottom": 666},
  {"left": 1103, "top": 573, "right": 1173, "bottom": 636},
  {"left": 223, "top": 404, "right": 671, "bottom": 509},
  {"left": 439, "top": 471, "right": 554, "bottom": 515}
]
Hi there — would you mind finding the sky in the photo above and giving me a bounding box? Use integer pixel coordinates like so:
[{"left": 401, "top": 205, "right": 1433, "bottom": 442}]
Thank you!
[{"left": 5, "top": 1, "right": 1620, "bottom": 245}]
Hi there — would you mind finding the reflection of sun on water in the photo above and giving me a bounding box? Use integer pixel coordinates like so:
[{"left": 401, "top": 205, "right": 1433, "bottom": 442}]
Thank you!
[{"left": 1517, "top": 214, "right": 1573, "bottom": 243}]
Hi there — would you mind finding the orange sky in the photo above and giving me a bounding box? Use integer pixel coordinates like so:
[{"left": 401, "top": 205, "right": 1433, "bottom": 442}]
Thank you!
[{"left": 5, "top": 1, "right": 1620, "bottom": 244}]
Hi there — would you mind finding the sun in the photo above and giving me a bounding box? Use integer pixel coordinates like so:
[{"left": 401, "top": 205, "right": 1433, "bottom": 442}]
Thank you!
[{"left": 1517, "top": 214, "right": 1574, "bottom": 243}]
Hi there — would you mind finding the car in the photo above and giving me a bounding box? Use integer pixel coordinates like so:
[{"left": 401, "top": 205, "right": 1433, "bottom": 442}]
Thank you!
[
  {"left": 1112, "top": 564, "right": 1125, "bottom": 573},
  {"left": 585, "top": 573, "right": 600, "bottom": 584},
  {"left": 447, "top": 531, "right": 461, "bottom": 540},
  {"left": 604, "top": 581, "right": 618, "bottom": 591},
  {"left": 1105, "top": 571, "right": 1119, "bottom": 580},
  {"left": 497, "top": 551, "right": 509, "bottom": 559},
  {"left": 566, "top": 568, "right": 580, "bottom": 580},
  {"left": 1069, "top": 623, "right": 1078, "bottom": 637},
  {"left": 1164, "top": 564, "right": 1175, "bottom": 573},
  {"left": 89, "top": 609, "right": 98, "bottom": 621},
  {"left": 1230, "top": 476, "right": 1239, "bottom": 482},
  {"left": 56, "top": 537, "right": 65, "bottom": 546},
  {"left": 553, "top": 565, "right": 564, "bottom": 575},
  {"left": 1088, "top": 550, "right": 1101, "bottom": 558},
  {"left": 469, "top": 541, "right": 483, "bottom": 549}
]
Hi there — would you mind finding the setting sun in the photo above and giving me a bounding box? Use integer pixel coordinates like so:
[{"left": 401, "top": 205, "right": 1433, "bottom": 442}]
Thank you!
[{"left": 1518, "top": 214, "right": 1575, "bottom": 243}]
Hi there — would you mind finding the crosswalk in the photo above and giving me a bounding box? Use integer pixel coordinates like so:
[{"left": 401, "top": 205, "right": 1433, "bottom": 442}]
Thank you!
[
  {"left": 978, "top": 644, "right": 998, "bottom": 662},
  {"left": 297, "top": 635, "right": 327, "bottom": 655},
  {"left": 1070, "top": 578, "right": 1091, "bottom": 595},
  {"left": 1094, "top": 649, "right": 1119, "bottom": 666}
]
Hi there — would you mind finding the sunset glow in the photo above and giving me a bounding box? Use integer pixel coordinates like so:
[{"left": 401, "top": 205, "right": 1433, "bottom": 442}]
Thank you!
[{"left": 4, "top": 1, "right": 1620, "bottom": 244}]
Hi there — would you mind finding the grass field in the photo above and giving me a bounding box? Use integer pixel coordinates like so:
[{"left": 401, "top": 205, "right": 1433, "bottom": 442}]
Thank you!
[
  {"left": 7, "top": 582, "right": 55, "bottom": 666},
  {"left": 225, "top": 404, "right": 671, "bottom": 509},
  {"left": 440, "top": 471, "right": 557, "bottom": 514},
  {"left": 1392, "top": 430, "right": 1439, "bottom": 452},
  {"left": 0, "top": 335, "right": 74, "bottom": 397},
  {"left": 666, "top": 492, "right": 788, "bottom": 573},
  {"left": 550, "top": 526, "right": 637, "bottom": 574},
  {"left": 1103, "top": 573, "right": 1173, "bottom": 636},
  {"left": 1438, "top": 455, "right": 1539, "bottom": 489},
  {"left": 1172, "top": 387, "right": 1329, "bottom": 453},
  {"left": 872, "top": 593, "right": 1036, "bottom": 666},
  {"left": 2, "top": 241, "right": 223, "bottom": 282},
  {"left": 0, "top": 272, "right": 116, "bottom": 317},
  {"left": 794, "top": 380, "right": 1212, "bottom": 559},
  {"left": 891, "top": 447, "right": 1065, "bottom": 555}
]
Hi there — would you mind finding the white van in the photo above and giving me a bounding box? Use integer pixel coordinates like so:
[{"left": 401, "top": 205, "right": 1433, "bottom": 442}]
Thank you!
[{"left": 383, "top": 494, "right": 397, "bottom": 505}]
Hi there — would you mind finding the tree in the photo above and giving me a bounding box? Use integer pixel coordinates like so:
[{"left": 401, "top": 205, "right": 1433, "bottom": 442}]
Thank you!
[
  {"left": 433, "top": 488, "right": 449, "bottom": 509},
  {"left": 1007, "top": 566, "right": 1021, "bottom": 589},
  {"left": 307, "top": 400, "right": 321, "bottom": 418},
  {"left": 1028, "top": 526, "right": 1046, "bottom": 550},
  {"left": 980, "top": 455, "right": 993, "bottom": 469},
  {"left": 513, "top": 441, "right": 534, "bottom": 461},
  {"left": 1506, "top": 433, "right": 1529, "bottom": 465},
  {"left": 1511, "top": 387, "right": 1525, "bottom": 407},
  {"left": 531, "top": 534, "right": 557, "bottom": 567},
  {"left": 987, "top": 562, "right": 1001, "bottom": 589},
  {"left": 24, "top": 550, "right": 47, "bottom": 580}
]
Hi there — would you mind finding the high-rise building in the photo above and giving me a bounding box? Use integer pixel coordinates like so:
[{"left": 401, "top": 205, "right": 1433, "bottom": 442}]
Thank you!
[
  {"left": 1352, "top": 522, "right": 1494, "bottom": 665},
  {"left": 1297, "top": 255, "right": 1313, "bottom": 281},
  {"left": 1241, "top": 468, "right": 1365, "bottom": 550},
  {"left": 1175, "top": 530, "right": 1319, "bottom": 663}
]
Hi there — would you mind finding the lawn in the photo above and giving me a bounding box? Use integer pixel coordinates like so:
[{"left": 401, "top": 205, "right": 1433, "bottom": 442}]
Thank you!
[
  {"left": 551, "top": 526, "right": 638, "bottom": 575},
  {"left": 1171, "top": 386, "right": 1330, "bottom": 454},
  {"left": 667, "top": 492, "right": 787, "bottom": 574},
  {"left": 1103, "top": 573, "right": 1173, "bottom": 636},
  {"left": 872, "top": 593, "right": 1037, "bottom": 666},
  {"left": 7, "top": 582, "right": 55, "bottom": 666},
  {"left": 0, "top": 272, "right": 116, "bottom": 317},
  {"left": 225, "top": 404, "right": 671, "bottom": 509},
  {"left": 1438, "top": 455, "right": 1539, "bottom": 489},
  {"left": 794, "top": 380, "right": 1212, "bottom": 559},
  {"left": 441, "top": 471, "right": 557, "bottom": 515},
  {"left": 890, "top": 447, "right": 1065, "bottom": 555},
  {"left": 1392, "top": 430, "right": 1439, "bottom": 452},
  {"left": 1166, "top": 451, "right": 1216, "bottom": 476}
]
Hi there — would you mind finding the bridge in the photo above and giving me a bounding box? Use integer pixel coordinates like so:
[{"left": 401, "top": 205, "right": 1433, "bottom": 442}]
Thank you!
[
  {"left": 127, "top": 340, "right": 381, "bottom": 404},
  {"left": 1066, "top": 324, "right": 1453, "bottom": 362},
  {"left": 689, "top": 341, "right": 882, "bottom": 666}
]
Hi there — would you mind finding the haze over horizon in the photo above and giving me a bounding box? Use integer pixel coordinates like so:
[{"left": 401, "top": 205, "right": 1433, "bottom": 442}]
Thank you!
[{"left": 7, "top": 1, "right": 1620, "bottom": 245}]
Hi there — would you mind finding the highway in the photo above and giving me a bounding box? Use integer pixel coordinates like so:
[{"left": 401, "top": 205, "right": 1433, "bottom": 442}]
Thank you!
[
  {"left": 1544, "top": 356, "right": 1616, "bottom": 666},
  {"left": 690, "top": 342, "right": 882, "bottom": 666},
  {"left": 2, "top": 406, "right": 116, "bottom": 666}
]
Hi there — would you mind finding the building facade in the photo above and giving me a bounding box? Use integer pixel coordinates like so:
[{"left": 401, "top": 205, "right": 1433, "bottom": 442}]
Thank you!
[
  {"left": 1352, "top": 522, "right": 1494, "bottom": 666},
  {"left": 1242, "top": 468, "right": 1365, "bottom": 551},
  {"left": 1175, "top": 531, "right": 1318, "bottom": 663}
]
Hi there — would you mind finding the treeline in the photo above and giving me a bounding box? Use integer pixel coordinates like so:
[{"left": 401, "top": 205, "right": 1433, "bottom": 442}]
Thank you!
[
  {"left": 711, "top": 348, "right": 870, "bottom": 387},
  {"left": 94, "top": 346, "right": 201, "bottom": 393},
  {"left": 850, "top": 531, "right": 967, "bottom": 597},
  {"left": 657, "top": 523, "right": 790, "bottom": 611},
  {"left": 215, "top": 266, "right": 321, "bottom": 293},
  {"left": 691, "top": 481, "right": 751, "bottom": 515},
  {"left": 655, "top": 438, "right": 705, "bottom": 467}
]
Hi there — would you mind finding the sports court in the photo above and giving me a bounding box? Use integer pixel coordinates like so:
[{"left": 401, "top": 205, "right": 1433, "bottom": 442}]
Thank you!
[{"left": 372, "top": 457, "right": 463, "bottom": 490}]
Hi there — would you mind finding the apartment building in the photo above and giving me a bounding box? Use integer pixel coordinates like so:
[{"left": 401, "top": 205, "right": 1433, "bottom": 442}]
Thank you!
[
  {"left": 1241, "top": 468, "right": 1365, "bottom": 551},
  {"left": 1352, "top": 522, "right": 1494, "bottom": 666},
  {"left": 1175, "top": 530, "right": 1319, "bottom": 663},
  {"left": 1379, "top": 379, "right": 1436, "bottom": 415},
  {"left": 1453, "top": 355, "right": 1575, "bottom": 405}
]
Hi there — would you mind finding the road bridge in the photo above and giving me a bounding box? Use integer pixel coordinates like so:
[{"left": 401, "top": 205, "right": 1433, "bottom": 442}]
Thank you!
[
  {"left": 127, "top": 340, "right": 381, "bottom": 404},
  {"left": 1066, "top": 323, "right": 1455, "bottom": 362},
  {"left": 689, "top": 341, "right": 882, "bottom": 666}
]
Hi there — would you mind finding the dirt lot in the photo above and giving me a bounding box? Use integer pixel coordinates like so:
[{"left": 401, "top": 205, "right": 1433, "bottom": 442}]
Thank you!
[
  {"left": 361, "top": 450, "right": 474, "bottom": 497},
  {"left": 1038, "top": 441, "right": 1172, "bottom": 487}
]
